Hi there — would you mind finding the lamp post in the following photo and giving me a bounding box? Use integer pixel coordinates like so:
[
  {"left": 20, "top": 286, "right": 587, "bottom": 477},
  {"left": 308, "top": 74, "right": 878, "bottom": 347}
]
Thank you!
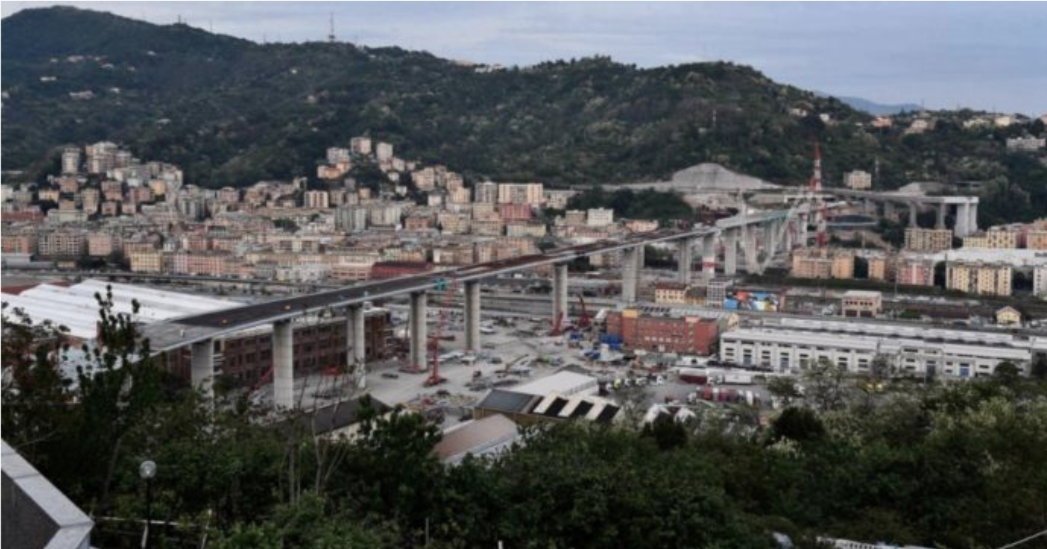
[{"left": 139, "top": 460, "right": 156, "bottom": 549}]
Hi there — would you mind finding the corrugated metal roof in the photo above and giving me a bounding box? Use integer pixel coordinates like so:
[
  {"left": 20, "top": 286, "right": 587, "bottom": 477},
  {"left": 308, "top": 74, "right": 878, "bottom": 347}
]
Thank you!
[
  {"left": 476, "top": 390, "right": 537, "bottom": 414},
  {"left": 1, "top": 279, "right": 240, "bottom": 341}
]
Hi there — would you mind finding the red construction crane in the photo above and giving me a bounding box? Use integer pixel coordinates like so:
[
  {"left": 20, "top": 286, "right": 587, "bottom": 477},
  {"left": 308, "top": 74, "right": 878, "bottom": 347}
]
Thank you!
[
  {"left": 809, "top": 143, "right": 829, "bottom": 249},
  {"left": 577, "top": 294, "right": 591, "bottom": 330},
  {"left": 424, "top": 277, "right": 457, "bottom": 387}
]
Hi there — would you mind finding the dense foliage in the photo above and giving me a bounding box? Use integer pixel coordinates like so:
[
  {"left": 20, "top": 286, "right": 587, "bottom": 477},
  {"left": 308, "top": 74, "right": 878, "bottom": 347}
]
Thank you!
[
  {"left": 3, "top": 7, "right": 1044, "bottom": 223},
  {"left": 567, "top": 187, "right": 696, "bottom": 226},
  {"left": 4, "top": 295, "right": 1047, "bottom": 548}
]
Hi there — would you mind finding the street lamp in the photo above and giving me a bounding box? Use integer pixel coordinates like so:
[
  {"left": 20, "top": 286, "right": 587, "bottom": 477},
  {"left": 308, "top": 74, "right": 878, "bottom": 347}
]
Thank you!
[{"left": 139, "top": 460, "right": 156, "bottom": 549}]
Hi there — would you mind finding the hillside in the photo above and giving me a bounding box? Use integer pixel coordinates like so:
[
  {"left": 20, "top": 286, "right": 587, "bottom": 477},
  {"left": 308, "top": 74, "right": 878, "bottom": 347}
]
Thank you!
[{"left": 2, "top": 7, "right": 1045, "bottom": 224}]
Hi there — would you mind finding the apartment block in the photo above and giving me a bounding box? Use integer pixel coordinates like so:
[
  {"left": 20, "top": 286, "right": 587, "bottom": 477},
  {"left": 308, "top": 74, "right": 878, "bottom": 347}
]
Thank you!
[
  {"left": 790, "top": 249, "right": 854, "bottom": 280},
  {"left": 905, "top": 227, "right": 953, "bottom": 252},
  {"left": 843, "top": 170, "right": 872, "bottom": 190},
  {"left": 946, "top": 261, "right": 1013, "bottom": 297}
]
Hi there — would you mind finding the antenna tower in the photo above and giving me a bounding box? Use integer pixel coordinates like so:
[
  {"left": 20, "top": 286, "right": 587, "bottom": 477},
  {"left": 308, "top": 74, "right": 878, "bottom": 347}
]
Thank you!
[{"left": 328, "top": 13, "right": 336, "bottom": 43}]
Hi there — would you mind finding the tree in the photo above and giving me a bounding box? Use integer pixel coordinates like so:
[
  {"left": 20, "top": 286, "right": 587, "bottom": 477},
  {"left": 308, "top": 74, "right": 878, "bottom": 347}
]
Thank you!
[
  {"left": 767, "top": 376, "right": 803, "bottom": 407},
  {"left": 802, "top": 357, "right": 851, "bottom": 412},
  {"left": 1032, "top": 355, "right": 1047, "bottom": 381},
  {"left": 770, "top": 406, "right": 825, "bottom": 443},
  {"left": 993, "top": 361, "right": 1021, "bottom": 386}
]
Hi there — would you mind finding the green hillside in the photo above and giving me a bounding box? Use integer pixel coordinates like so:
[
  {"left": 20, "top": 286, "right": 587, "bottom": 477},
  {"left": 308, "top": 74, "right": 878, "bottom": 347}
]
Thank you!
[{"left": 2, "top": 7, "right": 1044, "bottom": 224}]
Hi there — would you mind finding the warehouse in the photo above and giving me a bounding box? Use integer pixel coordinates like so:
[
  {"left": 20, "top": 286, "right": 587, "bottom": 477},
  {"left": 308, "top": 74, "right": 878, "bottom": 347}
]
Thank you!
[{"left": 719, "top": 317, "right": 1044, "bottom": 378}]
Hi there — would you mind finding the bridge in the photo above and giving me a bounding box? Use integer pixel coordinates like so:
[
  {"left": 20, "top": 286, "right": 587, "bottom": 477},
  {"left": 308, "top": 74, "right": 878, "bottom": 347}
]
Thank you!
[
  {"left": 822, "top": 189, "right": 979, "bottom": 237},
  {"left": 141, "top": 204, "right": 823, "bottom": 409}
]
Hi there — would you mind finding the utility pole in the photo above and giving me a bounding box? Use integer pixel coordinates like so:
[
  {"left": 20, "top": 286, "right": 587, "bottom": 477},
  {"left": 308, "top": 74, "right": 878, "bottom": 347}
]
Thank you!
[{"left": 327, "top": 13, "right": 336, "bottom": 43}]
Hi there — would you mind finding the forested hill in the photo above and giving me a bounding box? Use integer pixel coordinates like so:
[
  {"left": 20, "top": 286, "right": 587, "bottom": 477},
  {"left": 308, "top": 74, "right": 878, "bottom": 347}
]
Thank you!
[{"left": 3, "top": 7, "right": 1045, "bottom": 223}]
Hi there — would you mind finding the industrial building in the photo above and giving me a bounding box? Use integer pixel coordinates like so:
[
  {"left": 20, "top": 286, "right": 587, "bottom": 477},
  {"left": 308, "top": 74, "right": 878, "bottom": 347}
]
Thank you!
[
  {"left": 605, "top": 307, "right": 727, "bottom": 355},
  {"left": 719, "top": 317, "right": 1046, "bottom": 379}
]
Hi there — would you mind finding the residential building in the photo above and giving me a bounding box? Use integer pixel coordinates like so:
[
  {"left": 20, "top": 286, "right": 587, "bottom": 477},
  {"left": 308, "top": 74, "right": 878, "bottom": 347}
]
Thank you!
[
  {"left": 586, "top": 208, "right": 614, "bottom": 227},
  {"left": 38, "top": 231, "right": 86, "bottom": 257},
  {"left": 497, "top": 183, "right": 544, "bottom": 206},
  {"left": 946, "top": 261, "right": 1013, "bottom": 297},
  {"left": 896, "top": 256, "right": 937, "bottom": 286},
  {"left": 350, "top": 137, "right": 372, "bottom": 156},
  {"left": 1005, "top": 136, "right": 1045, "bottom": 152},
  {"left": 304, "top": 190, "right": 330, "bottom": 209},
  {"left": 1028, "top": 230, "right": 1047, "bottom": 250},
  {"left": 474, "top": 181, "right": 498, "bottom": 204},
  {"left": 996, "top": 306, "right": 1022, "bottom": 326},
  {"left": 790, "top": 249, "right": 854, "bottom": 280},
  {"left": 963, "top": 228, "right": 1019, "bottom": 249},
  {"left": 905, "top": 228, "right": 953, "bottom": 252},
  {"left": 843, "top": 170, "right": 872, "bottom": 190},
  {"left": 654, "top": 282, "right": 689, "bottom": 305},
  {"left": 1033, "top": 266, "right": 1047, "bottom": 299},
  {"left": 841, "top": 290, "right": 882, "bottom": 318},
  {"left": 375, "top": 142, "right": 394, "bottom": 162},
  {"left": 61, "top": 147, "right": 81, "bottom": 174}
]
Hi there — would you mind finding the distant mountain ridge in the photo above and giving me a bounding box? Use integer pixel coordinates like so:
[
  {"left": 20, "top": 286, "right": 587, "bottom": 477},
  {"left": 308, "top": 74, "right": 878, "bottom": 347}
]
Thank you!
[
  {"left": 833, "top": 96, "right": 922, "bottom": 116},
  {"left": 2, "top": 6, "right": 1044, "bottom": 225}
]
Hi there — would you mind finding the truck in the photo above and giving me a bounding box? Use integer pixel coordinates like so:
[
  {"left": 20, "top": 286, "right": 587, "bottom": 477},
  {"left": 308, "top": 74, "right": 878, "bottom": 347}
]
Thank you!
[
  {"left": 721, "top": 372, "right": 754, "bottom": 385},
  {"left": 677, "top": 367, "right": 709, "bottom": 385}
]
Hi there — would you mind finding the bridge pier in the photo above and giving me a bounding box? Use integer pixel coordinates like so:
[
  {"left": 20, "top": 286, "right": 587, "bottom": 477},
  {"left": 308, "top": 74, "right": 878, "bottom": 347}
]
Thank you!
[
  {"left": 191, "top": 339, "right": 215, "bottom": 404},
  {"left": 347, "top": 305, "right": 366, "bottom": 387},
  {"left": 677, "top": 239, "right": 693, "bottom": 283},
  {"left": 967, "top": 201, "right": 978, "bottom": 235},
  {"left": 701, "top": 234, "right": 717, "bottom": 280},
  {"left": 908, "top": 204, "right": 919, "bottom": 228},
  {"left": 937, "top": 204, "right": 947, "bottom": 229},
  {"left": 464, "top": 281, "right": 481, "bottom": 352},
  {"left": 784, "top": 220, "right": 795, "bottom": 250},
  {"left": 723, "top": 230, "right": 738, "bottom": 276},
  {"left": 273, "top": 320, "right": 294, "bottom": 409},
  {"left": 743, "top": 226, "right": 758, "bottom": 273},
  {"left": 763, "top": 221, "right": 778, "bottom": 261},
  {"left": 621, "top": 248, "right": 639, "bottom": 303},
  {"left": 884, "top": 202, "right": 897, "bottom": 222},
  {"left": 409, "top": 291, "right": 428, "bottom": 371},
  {"left": 956, "top": 203, "right": 970, "bottom": 237}
]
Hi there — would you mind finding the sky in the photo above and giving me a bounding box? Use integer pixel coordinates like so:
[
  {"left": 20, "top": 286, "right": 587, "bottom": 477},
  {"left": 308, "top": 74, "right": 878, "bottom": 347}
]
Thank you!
[{"left": 4, "top": 2, "right": 1046, "bottom": 115}]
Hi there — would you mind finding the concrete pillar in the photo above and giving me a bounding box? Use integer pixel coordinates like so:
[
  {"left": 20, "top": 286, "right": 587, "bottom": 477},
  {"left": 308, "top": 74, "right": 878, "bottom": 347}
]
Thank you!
[
  {"left": 621, "top": 247, "right": 638, "bottom": 302},
  {"left": 798, "top": 214, "right": 809, "bottom": 248},
  {"left": 344, "top": 305, "right": 367, "bottom": 388},
  {"left": 677, "top": 239, "right": 693, "bottom": 283},
  {"left": 741, "top": 226, "right": 758, "bottom": 272},
  {"left": 723, "top": 230, "right": 738, "bottom": 276},
  {"left": 955, "top": 203, "right": 969, "bottom": 237},
  {"left": 936, "top": 204, "right": 947, "bottom": 229},
  {"left": 884, "top": 202, "right": 897, "bottom": 222},
  {"left": 784, "top": 220, "right": 795, "bottom": 251},
  {"left": 968, "top": 202, "right": 978, "bottom": 235},
  {"left": 190, "top": 339, "right": 215, "bottom": 403},
  {"left": 763, "top": 222, "right": 778, "bottom": 258},
  {"left": 464, "top": 281, "right": 481, "bottom": 352},
  {"left": 409, "top": 291, "right": 428, "bottom": 370},
  {"left": 273, "top": 320, "right": 294, "bottom": 409},
  {"left": 701, "top": 234, "right": 717, "bottom": 280},
  {"left": 908, "top": 204, "right": 919, "bottom": 228}
]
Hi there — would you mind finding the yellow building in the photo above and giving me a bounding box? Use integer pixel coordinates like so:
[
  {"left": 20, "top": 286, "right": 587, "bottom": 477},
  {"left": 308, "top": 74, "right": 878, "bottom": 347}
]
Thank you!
[
  {"left": 946, "top": 262, "right": 1013, "bottom": 297},
  {"left": 904, "top": 228, "right": 953, "bottom": 252},
  {"left": 1027, "top": 230, "right": 1047, "bottom": 250},
  {"left": 995, "top": 306, "right": 1022, "bottom": 326},
  {"left": 866, "top": 255, "right": 891, "bottom": 281},
  {"left": 129, "top": 250, "right": 164, "bottom": 273},
  {"left": 654, "top": 282, "right": 689, "bottom": 305},
  {"left": 963, "top": 228, "right": 1019, "bottom": 249},
  {"left": 791, "top": 249, "right": 855, "bottom": 280}
]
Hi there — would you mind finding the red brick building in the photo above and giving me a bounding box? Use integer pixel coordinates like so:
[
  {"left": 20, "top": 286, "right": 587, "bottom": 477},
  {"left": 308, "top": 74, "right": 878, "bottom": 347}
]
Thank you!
[
  {"left": 606, "top": 309, "right": 720, "bottom": 355},
  {"left": 498, "top": 203, "right": 533, "bottom": 222},
  {"left": 371, "top": 261, "right": 433, "bottom": 280},
  {"left": 165, "top": 309, "right": 392, "bottom": 385}
]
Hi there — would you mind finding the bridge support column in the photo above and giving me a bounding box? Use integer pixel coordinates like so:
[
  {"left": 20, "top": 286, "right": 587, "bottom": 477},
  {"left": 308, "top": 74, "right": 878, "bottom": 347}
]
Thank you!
[
  {"left": 955, "top": 203, "right": 970, "bottom": 237},
  {"left": 347, "top": 305, "right": 366, "bottom": 387},
  {"left": 465, "top": 281, "right": 481, "bottom": 352},
  {"left": 701, "top": 234, "right": 717, "bottom": 280},
  {"left": 967, "top": 202, "right": 978, "bottom": 235},
  {"left": 273, "top": 320, "right": 294, "bottom": 410},
  {"left": 743, "top": 226, "right": 759, "bottom": 272},
  {"left": 677, "top": 239, "right": 693, "bottom": 283},
  {"left": 937, "top": 204, "right": 947, "bottom": 229},
  {"left": 191, "top": 339, "right": 215, "bottom": 404},
  {"left": 763, "top": 221, "right": 778, "bottom": 257},
  {"left": 409, "top": 291, "right": 428, "bottom": 371},
  {"left": 884, "top": 202, "right": 897, "bottom": 222},
  {"left": 621, "top": 248, "right": 639, "bottom": 302},
  {"left": 908, "top": 204, "right": 919, "bottom": 228},
  {"left": 723, "top": 230, "right": 738, "bottom": 276},
  {"left": 784, "top": 220, "right": 795, "bottom": 251}
]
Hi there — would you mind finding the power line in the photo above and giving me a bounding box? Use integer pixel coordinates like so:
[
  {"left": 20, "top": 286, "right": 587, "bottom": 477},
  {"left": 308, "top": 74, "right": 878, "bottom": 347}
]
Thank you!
[{"left": 995, "top": 528, "right": 1047, "bottom": 549}]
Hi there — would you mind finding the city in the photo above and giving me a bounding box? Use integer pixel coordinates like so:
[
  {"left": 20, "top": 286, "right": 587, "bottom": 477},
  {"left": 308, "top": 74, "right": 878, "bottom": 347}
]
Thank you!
[{"left": 2, "top": 4, "right": 1047, "bottom": 549}]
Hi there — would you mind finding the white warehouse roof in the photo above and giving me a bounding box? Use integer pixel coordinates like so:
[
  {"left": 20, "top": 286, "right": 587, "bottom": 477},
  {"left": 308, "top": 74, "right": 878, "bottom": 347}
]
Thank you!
[{"left": 2, "top": 279, "right": 240, "bottom": 341}]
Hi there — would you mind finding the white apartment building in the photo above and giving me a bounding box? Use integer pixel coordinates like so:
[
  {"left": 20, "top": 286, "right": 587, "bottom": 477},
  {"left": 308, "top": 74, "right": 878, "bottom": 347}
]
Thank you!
[
  {"left": 375, "top": 142, "right": 394, "bottom": 162},
  {"left": 843, "top": 170, "right": 872, "bottom": 190},
  {"left": 304, "top": 190, "right": 330, "bottom": 209},
  {"left": 586, "top": 208, "right": 615, "bottom": 227},
  {"left": 497, "top": 183, "right": 544, "bottom": 206},
  {"left": 350, "top": 137, "right": 372, "bottom": 156},
  {"left": 1034, "top": 266, "right": 1047, "bottom": 299},
  {"left": 719, "top": 318, "right": 1045, "bottom": 379}
]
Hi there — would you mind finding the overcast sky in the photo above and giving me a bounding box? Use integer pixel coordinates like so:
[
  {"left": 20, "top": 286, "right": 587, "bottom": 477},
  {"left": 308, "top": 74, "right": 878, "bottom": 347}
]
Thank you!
[{"left": 4, "top": 2, "right": 1046, "bottom": 115}]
